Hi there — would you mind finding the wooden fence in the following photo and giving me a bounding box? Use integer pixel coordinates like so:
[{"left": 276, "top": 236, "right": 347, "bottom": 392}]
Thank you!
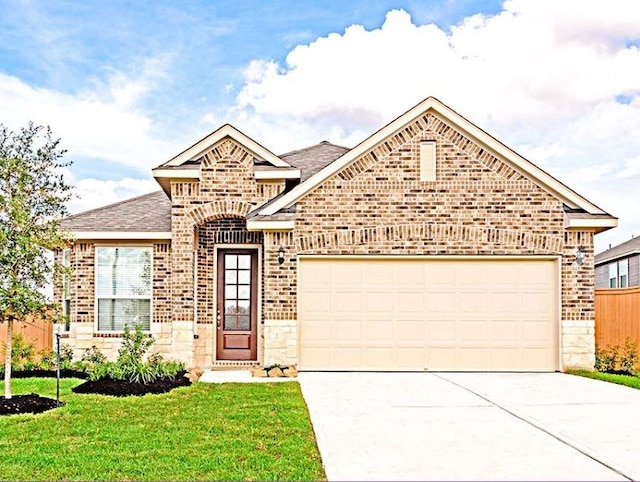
[
  {"left": 0, "top": 318, "right": 53, "bottom": 363},
  {"left": 595, "top": 287, "right": 640, "bottom": 348}
]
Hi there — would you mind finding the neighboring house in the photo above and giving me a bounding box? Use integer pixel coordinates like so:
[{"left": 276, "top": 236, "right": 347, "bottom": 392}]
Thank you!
[
  {"left": 595, "top": 237, "right": 640, "bottom": 288},
  {"left": 56, "top": 97, "right": 617, "bottom": 372}
]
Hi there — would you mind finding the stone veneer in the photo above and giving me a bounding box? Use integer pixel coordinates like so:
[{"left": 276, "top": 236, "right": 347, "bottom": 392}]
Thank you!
[{"left": 56, "top": 111, "right": 598, "bottom": 370}]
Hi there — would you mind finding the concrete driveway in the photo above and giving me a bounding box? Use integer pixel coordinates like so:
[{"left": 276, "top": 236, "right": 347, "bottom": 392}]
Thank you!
[{"left": 299, "top": 372, "right": 640, "bottom": 481}]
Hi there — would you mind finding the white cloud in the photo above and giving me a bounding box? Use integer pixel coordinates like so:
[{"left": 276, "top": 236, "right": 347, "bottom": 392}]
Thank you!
[
  {"left": 0, "top": 57, "right": 179, "bottom": 173},
  {"left": 68, "top": 177, "right": 160, "bottom": 215},
  {"left": 209, "top": 1, "right": 640, "bottom": 252}
]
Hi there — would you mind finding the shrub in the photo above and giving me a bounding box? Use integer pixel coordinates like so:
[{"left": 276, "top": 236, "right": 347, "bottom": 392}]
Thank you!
[
  {"left": 59, "top": 343, "right": 75, "bottom": 370},
  {"left": 595, "top": 338, "right": 639, "bottom": 376},
  {"left": 80, "top": 345, "right": 107, "bottom": 365},
  {"left": 37, "top": 348, "right": 57, "bottom": 371},
  {"left": 6, "top": 333, "right": 36, "bottom": 371},
  {"left": 88, "top": 324, "right": 185, "bottom": 384}
]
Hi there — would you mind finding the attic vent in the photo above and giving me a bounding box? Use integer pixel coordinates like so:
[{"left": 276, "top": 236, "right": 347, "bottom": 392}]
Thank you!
[{"left": 419, "top": 141, "right": 436, "bottom": 182}]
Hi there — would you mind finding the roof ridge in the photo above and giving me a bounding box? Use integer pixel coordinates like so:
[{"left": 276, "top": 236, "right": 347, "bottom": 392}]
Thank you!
[
  {"left": 64, "top": 190, "right": 166, "bottom": 220},
  {"left": 596, "top": 235, "right": 640, "bottom": 256},
  {"left": 279, "top": 141, "right": 351, "bottom": 158}
]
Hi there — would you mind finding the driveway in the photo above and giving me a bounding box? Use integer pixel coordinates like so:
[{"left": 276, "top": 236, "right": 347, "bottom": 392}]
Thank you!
[{"left": 298, "top": 372, "right": 640, "bottom": 481}]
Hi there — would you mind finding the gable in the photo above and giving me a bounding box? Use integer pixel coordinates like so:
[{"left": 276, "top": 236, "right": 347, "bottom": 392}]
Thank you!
[
  {"left": 152, "top": 125, "right": 301, "bottom": 197},
  {"left": 257, "top": 97, "right": 615, "bottom": 233}
]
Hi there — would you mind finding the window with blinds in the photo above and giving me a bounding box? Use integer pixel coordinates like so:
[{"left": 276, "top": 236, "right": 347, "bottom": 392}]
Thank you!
[{"left": 96, "top": 247, "right": 152, "bottom": 331}]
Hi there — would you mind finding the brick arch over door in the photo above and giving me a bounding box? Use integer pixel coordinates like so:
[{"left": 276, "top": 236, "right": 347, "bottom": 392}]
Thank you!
[
  {"left": 296, "top": 222, "right": 563, "bottom": 254},
  {"left": 188, "top": 200, "right": 253, "bottom": 228},
  {"left": 195, "top": 218, "right": 264, "bottom": 326}
]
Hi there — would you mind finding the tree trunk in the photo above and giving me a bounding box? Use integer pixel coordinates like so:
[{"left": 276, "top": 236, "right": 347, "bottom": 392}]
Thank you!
[{"left": 4, "top": 318, "right": 12, "bottom": 399}]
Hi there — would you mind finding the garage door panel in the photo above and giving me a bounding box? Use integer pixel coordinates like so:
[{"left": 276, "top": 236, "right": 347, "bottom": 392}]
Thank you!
[
  {"left": 363, "top": 320, "right": 393, "bottom": 340},
  {"left": 394, "top": 320, "right": 426, "bottom": 340},
  {"left": 299, "top": 291, "right": 331, "bottom": 314},
  {"left": 363, "top": 291, "right": 393, "bottom": 313},
  {"left": 428, "top": 292, "right": 458, "bottom": 314},
  {"left": 426, "top": 320, "right": 457, "bottom": 342},
  {"left": 460, "top": 263, "right": 490, "bottom": 285},
  {"left": 458, "top": 348, "right": 489, "bottom": 370},
  {"left": 299, "top": 258, "right": 558, "bottom": 371},
  {"left": 301, "top": 322, "right": 330, "bottom": 342},
  {"left": 522, "top": 321, "right": 552, "bottom": 342},
  {"left": 397, "top": 292, "right": 426, "bottom": 312},
  {"left": 489, "top": 321, "right": 520, "bottom": 342},
  {"left": 330, "top": 321, "right": 361, "bottom": 340},
  {"left": 459, "top": 321, "right": 488, "bottom": 341},
  {"left": 332, "top": 291, "right": 362, "bottom": 314}
]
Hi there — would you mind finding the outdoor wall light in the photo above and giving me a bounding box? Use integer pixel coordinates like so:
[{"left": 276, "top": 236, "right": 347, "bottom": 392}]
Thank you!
[
  {"left": 277, "top": 246, "right": 285, "bottom": 265},
  {"left": 575, "top": 246, "right": 586, "bottom": 266}
]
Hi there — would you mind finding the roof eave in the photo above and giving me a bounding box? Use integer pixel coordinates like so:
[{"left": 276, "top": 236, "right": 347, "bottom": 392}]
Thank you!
[{"left": 69, "top": 231, "right": 172, "bottom": 240}]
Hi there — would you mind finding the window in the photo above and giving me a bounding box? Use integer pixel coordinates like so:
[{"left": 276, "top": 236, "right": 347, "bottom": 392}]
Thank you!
[
  {"left": 619, "top": 259, "right": 629, "bottom": 288},
  {"left": 96, "top": 247, "right": 152, "bottom": 331},
  {"left": 609, "top": 259, "right": 629, "bottom": 288},
  {"left": 609, "top": 263, "right": 618, "bottom": 288},
  {"left": 62, "top": 249, "right": 71, "bottom": 331}
]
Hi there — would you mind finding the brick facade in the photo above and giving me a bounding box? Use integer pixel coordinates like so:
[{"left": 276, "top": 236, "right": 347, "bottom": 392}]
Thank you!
[{"left": 57, "top": 104, "right": 603, "bottom": 370}]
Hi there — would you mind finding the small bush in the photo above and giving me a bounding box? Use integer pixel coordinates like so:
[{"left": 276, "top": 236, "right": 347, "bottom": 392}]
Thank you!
[
  {"left": 88, "top": 324, "right": 185, "bottom": 384},
  {"left": 81, "top": 345, "right": 107, "bottom": 365},
  {"left": 37, "top": 348, "right": 57, "bottom": 371},
  {"left": 6, "top": 334, "right": 36, "bottom": 371},
  {"left": 595, "top": 338, "right": 639, "bottom": 376}
]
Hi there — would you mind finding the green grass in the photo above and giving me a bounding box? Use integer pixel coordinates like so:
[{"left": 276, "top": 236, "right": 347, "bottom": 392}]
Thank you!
[
  {"left": 567, "top": 369, "right": 640, "bottom": 390},
  {"left": 0, "top": 378, "right": 325, "bottom": 481}
]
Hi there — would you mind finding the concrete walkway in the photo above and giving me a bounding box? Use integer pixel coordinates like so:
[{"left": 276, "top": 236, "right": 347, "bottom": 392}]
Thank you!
[
  {"left": 299, "top": 372, "right": 640, "bottom": 481},
  {"left": 199, "top": 369, "right": 296, "bottom": 383}
]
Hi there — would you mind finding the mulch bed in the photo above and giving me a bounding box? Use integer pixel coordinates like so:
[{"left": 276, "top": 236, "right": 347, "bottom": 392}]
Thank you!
[
  {"left": 1, "top": 372, "right": 191, "bottom": 416},
  {"left": 72, "top": 374, "right": 192, "bottom": 397},
  {"left": 4, "top": 369, "right": 88, "bottom": 379},
  {"left": 0, "top": 394, "right": 64, "bottom": 416}
]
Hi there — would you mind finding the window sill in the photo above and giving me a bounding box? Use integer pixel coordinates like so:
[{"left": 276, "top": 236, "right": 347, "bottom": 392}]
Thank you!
[{"left": 93, "top": 332, "right": 152, "bottom": 338}]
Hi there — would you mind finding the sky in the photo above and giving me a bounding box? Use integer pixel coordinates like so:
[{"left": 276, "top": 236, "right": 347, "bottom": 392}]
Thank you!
[{"left": 0, "top": 0, "right": 639, "bottom": 254}]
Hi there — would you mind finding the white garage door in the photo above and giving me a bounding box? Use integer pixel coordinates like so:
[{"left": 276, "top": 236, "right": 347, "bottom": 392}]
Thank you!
[{"left": 298, "top": 257, "right": 558, "bottom": 371}]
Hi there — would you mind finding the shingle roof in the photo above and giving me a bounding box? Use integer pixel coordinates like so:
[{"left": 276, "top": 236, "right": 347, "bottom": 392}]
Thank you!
[
  {"left": 279, "top": 141, "right": 350, "bottom": 181},
  {"left": 595, "top": 236, "right": 640, "bottom": 265},
  {"left": 61, "top": 191, "right": 171, "bottom": 232}
]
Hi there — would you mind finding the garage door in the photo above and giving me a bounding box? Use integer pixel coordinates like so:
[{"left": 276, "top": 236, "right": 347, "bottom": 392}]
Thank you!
[{"left": 298, "top": 257, "right": 558, "bottom": 371}]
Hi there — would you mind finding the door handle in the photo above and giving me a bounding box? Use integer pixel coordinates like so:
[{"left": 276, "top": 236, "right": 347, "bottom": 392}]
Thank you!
[{"left": 217, "top": 311, "right": 221, "bottom": 328}]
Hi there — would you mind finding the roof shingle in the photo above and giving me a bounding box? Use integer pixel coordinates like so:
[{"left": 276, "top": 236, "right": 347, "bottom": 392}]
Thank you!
[
  {"left": 61, "top": 191, "right": 171, "bottom": 232},
  {"left": 595, "top": 236, "right": 640, "bottom": 265},
  {"left": 279, "top": 141, "right": 350, "bottom": 181}
]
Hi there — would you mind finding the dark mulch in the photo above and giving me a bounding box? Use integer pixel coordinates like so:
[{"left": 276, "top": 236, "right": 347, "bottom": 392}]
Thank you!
[
  {"left": 2, "top": 369, "right": 88, "bottom": 379},
  {"left": 0, "top": 394, "right": 64, "bottom": 416},
  {"left": 72, "top": 374, "right": 191, "bottom": 397}
]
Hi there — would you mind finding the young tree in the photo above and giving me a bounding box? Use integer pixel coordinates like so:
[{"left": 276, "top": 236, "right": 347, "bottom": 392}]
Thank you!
[{"left": 0, "top": 123, "right": 73, "bottom": 398}]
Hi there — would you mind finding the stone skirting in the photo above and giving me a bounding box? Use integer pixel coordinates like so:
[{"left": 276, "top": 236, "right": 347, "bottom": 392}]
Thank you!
[
  {"left": 561, "top": 319, "right": 596, "bottom": 370},
  {"left": 263, "top": 319, "right": 297, "bottom": 366}
]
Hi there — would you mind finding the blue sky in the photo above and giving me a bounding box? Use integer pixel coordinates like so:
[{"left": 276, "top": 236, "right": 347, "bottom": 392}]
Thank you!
[{"left": 0, "top": 0, "right": 639, "bottom": 252}]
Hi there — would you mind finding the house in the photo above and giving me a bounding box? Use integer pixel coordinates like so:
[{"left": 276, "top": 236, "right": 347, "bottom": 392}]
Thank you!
[
  {"left": 595, "top": 237, "right": 640, "bottom": 288},
  {"left": 57, "top": 97, "right": 617, "bottom": 372}
]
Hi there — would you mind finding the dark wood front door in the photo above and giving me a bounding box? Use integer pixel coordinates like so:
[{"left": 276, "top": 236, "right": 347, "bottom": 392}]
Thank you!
[{"left": 216, "top": 249, "right": 258, "bottom": 360}]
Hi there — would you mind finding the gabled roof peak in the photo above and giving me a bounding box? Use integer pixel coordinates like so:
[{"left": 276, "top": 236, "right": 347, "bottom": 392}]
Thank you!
[{"left": 157, "top": 124, "right": 291, "bottom": 169}]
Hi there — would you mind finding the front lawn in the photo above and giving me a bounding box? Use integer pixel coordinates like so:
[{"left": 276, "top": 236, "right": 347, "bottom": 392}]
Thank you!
[
  {"left": 0, "top": 378, "right": 325, "bottom": 481},
  {"left": 567, "top": 369, "right": 640, "bottom": 390}
]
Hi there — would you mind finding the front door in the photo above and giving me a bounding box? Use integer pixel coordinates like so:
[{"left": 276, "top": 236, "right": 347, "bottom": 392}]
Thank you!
[{"left": 216, "top": 249, "right": 258, "bottom": 360}]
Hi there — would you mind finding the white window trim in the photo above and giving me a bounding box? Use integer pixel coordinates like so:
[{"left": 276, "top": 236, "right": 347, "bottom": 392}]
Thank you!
[
  {"left": 609, "top": 262, "right": 618, "bottom": 288},
  {"left": 618, "top": 258, "right": 629, "bottom": 288},
  {"left": 94, "top": 245, "right": 154, "bottom": 334}
]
